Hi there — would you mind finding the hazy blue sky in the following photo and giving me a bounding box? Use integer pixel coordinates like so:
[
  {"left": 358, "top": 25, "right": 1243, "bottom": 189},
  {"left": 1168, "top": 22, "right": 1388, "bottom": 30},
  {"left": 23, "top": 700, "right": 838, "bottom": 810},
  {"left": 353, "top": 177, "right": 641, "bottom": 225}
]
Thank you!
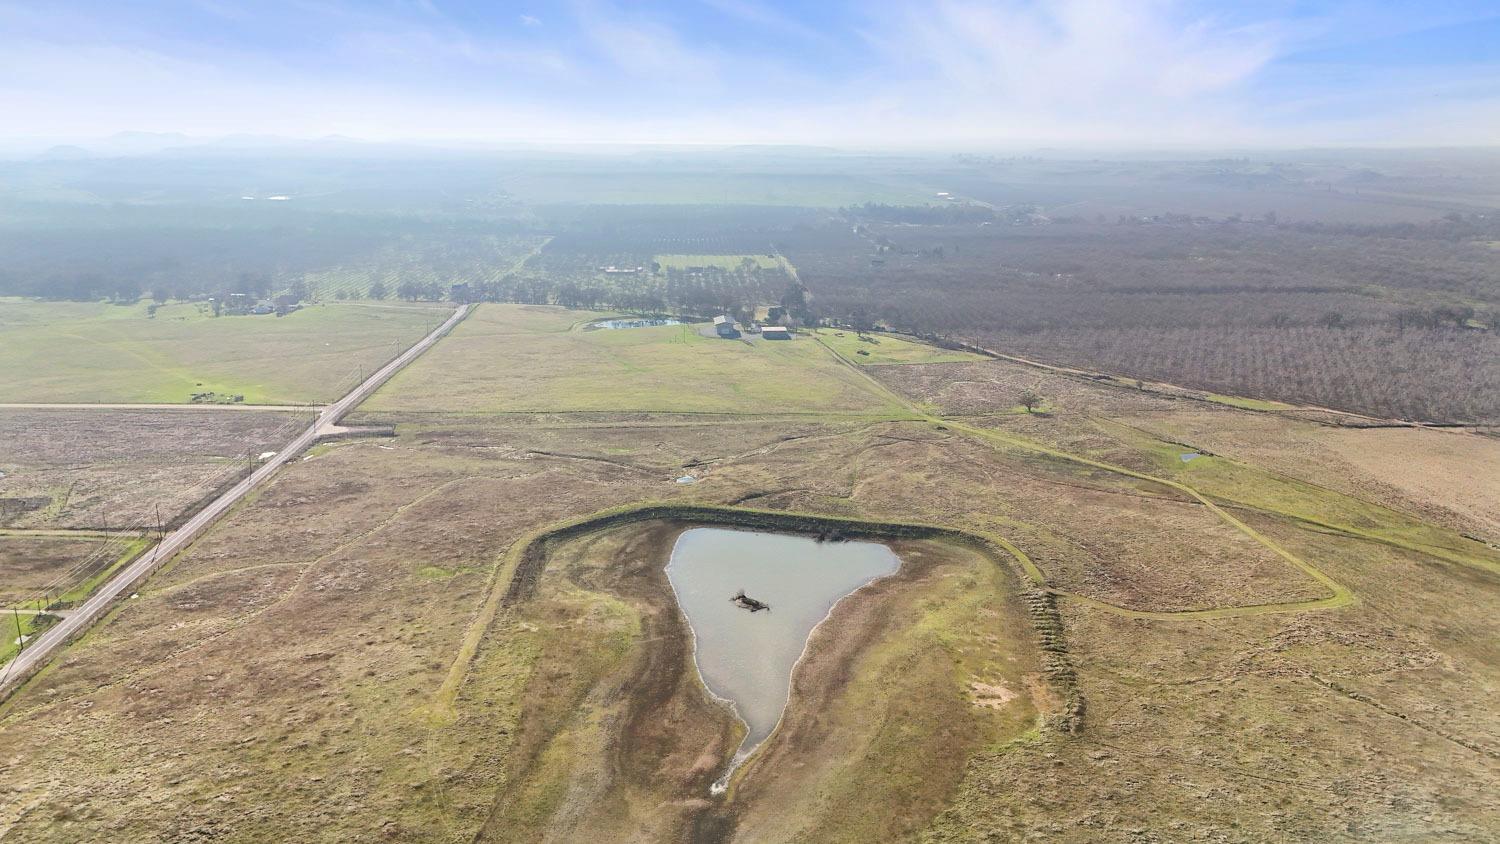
[{"left": 2, "top": 0, "right": 1497, "bottom": 147}]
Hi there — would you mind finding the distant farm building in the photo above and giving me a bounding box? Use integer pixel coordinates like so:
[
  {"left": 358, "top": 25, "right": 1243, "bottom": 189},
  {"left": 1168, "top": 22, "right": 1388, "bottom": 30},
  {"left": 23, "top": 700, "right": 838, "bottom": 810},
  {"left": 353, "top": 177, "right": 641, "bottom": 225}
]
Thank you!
[
  {"left": 599, "top": 265, "right": 644, "bottom": 275},
  {"left": 761, "top": 326, "right": 791, "bottom": 340},
  {"left": 713, "top": 315, "right": 740, "bottom": 338}
]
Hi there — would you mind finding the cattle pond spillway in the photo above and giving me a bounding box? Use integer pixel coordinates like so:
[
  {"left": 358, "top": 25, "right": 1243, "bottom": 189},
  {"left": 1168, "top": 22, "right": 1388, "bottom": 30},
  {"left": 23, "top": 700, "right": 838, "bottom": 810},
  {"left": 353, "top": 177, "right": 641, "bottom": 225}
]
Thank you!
[{"left": 665, "top": 526, "right": 902, "bottom": 789}]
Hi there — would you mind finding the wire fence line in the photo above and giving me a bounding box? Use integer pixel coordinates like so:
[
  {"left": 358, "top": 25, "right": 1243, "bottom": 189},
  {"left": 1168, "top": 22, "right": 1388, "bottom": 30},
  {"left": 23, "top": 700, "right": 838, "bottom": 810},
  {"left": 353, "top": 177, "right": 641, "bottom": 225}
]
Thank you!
[{"left": 4, "top": 410, "right": 314, "bottom": 647}]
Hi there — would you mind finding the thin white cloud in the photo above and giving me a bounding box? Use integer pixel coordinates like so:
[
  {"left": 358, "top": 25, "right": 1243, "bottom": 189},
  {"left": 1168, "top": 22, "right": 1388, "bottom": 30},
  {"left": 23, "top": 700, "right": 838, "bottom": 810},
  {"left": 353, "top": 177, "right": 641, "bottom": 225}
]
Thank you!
[
  {"left": 570, "top": 0, "right": 723, "bottom": 84},
  {"left": 698, "top": 0, "right": 825, "bottom": 42},
  {"left": 875, "top": 0, "right": 1276, "bottom": 116},
  {"left": 333, "top": 25, "right": 576, "bottom": 78},
  {"left": 0, "top": 0, "right": 1496, "bottom": 148}
]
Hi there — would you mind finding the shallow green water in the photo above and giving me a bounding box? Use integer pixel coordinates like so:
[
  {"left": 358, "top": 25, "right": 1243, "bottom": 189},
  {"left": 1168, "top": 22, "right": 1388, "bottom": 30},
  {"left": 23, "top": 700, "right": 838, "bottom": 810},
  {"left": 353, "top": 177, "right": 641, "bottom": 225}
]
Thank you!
[{"left": 665, "top": 527, "right": 901, "bottom": 771}]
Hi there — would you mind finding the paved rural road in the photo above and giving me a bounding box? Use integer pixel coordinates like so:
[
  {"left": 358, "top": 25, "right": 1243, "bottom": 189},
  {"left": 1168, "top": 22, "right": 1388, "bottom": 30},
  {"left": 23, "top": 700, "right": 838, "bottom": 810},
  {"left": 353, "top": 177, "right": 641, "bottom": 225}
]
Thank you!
[
  {"left": 0, "top": 403, "right": 318, "bottom": 412},
  {"left": 0, "top": 304, "right": 472, "bottom": 696}
]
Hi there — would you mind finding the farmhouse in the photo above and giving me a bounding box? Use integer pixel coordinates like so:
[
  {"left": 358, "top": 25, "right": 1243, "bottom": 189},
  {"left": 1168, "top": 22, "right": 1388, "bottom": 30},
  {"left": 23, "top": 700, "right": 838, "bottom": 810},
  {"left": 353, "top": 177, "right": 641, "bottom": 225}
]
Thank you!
[
  {"left": 761, "top": 325, "right": 791, "bottom": 340},
  {"left": 713, "top": 315, "right": 740, "bottom": 338}
]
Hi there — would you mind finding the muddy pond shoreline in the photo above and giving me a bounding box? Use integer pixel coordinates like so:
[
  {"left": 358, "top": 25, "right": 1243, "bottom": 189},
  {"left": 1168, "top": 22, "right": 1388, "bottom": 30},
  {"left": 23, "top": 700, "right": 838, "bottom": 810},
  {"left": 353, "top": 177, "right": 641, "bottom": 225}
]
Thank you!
[
  {"left": 481, "top": 503, "right": 1075, "bottom": 842},
  {"left": 666, "top": 526, "right": 904, "bottom": 789},
  {"left": 563, "top": 519, "right": 956, "bottom": 842}
]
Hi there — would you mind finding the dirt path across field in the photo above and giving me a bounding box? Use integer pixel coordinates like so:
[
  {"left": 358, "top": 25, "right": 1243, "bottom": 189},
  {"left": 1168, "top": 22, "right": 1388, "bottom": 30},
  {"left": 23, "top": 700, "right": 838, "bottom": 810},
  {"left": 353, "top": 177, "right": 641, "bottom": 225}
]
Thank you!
[{"left": 806, "top": 332, "right": 1360, "bottom": 621}]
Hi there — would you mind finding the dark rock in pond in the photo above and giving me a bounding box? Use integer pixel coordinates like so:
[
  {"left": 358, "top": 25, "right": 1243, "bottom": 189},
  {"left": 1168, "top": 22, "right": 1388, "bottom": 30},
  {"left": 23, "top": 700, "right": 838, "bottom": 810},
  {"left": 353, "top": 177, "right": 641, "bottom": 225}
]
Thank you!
[{"left": 731, "top": 590, "right": 771, "bottom": 612}]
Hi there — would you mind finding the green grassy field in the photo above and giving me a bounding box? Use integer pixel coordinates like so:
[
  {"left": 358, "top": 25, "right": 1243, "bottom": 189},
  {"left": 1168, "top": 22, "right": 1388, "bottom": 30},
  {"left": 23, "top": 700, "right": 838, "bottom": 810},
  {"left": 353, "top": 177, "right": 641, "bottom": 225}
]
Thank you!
[
  {"left": 0, "top": 298, "right": 450, "bottom": 404},
  {"left": 1097, "top": 418, "right": 1498, "bottom": 575},
  {"left": 811, "top": 328, "right": 987, "bottom": 366},
  {"left": 363, "top": 305, "right": 912, "bottom": 415},
  {"left": 0, "top": 612, "right": 23, "bottom": 662},
  {"left": 1205, "top": 393, "right": 1298, "bottom": 411},
  {"left": 653, "top": 254, "right": 785, "bottom": 271}
]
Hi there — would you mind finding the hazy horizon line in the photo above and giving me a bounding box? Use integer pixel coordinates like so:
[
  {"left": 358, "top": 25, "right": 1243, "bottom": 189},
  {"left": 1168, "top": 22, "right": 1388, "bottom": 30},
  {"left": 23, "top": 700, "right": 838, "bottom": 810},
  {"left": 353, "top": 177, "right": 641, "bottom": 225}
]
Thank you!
[{"left": 5, "top": 131, "right": 1500, "bottom": 160}]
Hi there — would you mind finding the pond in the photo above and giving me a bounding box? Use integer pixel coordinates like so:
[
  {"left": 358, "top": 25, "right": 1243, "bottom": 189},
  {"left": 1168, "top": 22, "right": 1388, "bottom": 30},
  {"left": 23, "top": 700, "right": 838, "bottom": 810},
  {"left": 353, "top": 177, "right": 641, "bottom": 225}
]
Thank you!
[
  {"left": 665, "top": 527, "right": 902, "bottom": 786},
  {"left": 590, "top": 317, "right": 682, "bottom": 330}
]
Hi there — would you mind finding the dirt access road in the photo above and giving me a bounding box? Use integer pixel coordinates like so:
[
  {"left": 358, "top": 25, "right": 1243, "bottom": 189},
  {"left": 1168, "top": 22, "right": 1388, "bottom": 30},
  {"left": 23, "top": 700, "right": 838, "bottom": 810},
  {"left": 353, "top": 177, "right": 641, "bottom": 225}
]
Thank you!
[{"left": 0, "top": 304, "right": 472, "bottom": 697}]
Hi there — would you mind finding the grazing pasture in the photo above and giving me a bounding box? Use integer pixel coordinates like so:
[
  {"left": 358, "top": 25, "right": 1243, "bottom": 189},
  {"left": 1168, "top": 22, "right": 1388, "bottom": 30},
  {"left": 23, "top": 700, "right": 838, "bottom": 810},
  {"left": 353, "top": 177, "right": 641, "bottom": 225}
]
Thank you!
[
  {"left": 810, "top": 327, "right": 985, "bottom": 366},
  {"left": 3, "top": 148, "right": 1499, "bottom": 842},
  {"left": 364, "top": 304, "right": 909, "bottom": 415},
  {"left": 5, "top": 391, "right": 1497, "bottom": 841},
  {"left": 0, "top": 299, "right": 450, "bottom": 404},
  {"left": 0, "top": 535, "right": 115, "bottom": 604},
  {"left": 0, "top": 408, "right": 310, "bottom": 533},
  {"left": 0, "top": 533, "right": 150, "bottom": 662}
]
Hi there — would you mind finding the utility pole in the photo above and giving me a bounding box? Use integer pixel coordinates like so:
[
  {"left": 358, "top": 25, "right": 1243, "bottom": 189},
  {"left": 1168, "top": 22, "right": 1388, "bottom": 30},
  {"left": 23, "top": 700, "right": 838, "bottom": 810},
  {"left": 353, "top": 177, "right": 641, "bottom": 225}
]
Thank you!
[
  {"left": 13, "top": 607, "right": 23, "bottom": 651},
  {"left": 155, "top": 503, "right": 165, "bottom": 544}
]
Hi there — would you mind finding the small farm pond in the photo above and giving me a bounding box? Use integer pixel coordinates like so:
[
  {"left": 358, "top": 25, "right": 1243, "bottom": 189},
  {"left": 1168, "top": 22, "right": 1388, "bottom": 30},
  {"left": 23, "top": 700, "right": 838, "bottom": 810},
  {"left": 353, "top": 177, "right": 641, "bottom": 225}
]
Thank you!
[
  {"left": 665, "top": 527, "right": 901, "bottom": 777},
  {"left": 590, "top": 317, "right": 681, "bottom": 330}
]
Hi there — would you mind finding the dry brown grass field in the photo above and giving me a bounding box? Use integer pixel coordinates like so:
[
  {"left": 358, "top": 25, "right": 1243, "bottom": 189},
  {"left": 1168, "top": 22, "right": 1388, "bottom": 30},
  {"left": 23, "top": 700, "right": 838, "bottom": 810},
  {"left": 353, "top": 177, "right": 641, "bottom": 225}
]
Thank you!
[
  {"left": 0, "top": 409, "right": 310, "bottom": 531},
  {"left": 0, "top": 536, "right": 107, "bottom": 604},
  {"left": 1, "top": 305, "right": 1497, "bottom": 842}
]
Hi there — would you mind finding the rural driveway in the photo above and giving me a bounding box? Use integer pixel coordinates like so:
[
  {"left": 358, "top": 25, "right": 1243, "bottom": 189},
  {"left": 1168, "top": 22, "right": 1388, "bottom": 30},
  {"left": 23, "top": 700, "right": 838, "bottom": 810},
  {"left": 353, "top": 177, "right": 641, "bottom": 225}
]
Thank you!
[{"left": 0, "top": 303, "right": 472, "bottom": 696}]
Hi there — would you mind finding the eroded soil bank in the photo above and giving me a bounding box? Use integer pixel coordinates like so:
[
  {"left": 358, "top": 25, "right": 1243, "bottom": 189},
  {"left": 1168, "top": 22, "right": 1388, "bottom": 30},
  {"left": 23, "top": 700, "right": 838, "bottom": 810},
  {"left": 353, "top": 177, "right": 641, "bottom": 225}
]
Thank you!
[
  {"left": 477, "top": 516, "right": 1049, "bottom": 843},
  {"left": 476, "top": 520, "right": 741, "bottom": 842}
]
